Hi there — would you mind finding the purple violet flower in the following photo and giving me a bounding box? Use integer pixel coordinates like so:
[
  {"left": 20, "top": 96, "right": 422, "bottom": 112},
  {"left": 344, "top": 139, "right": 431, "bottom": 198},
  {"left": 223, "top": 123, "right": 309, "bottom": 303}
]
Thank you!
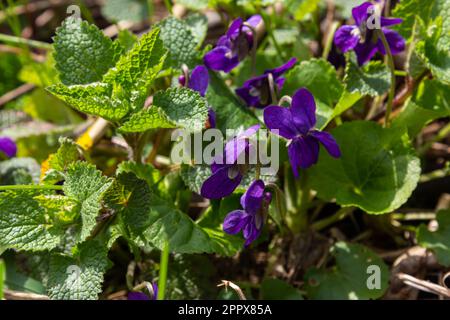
[
  {"left": 263, "top": 88, "right": 341, "bottom": 178},
  {"left": 203, "top": 15, "right": 262, "bottom": 73},
  {"left": 178, "top": 65, "right": 216, "bottom": 128},
  {"left": 334, "top": 1, "right": 405, "bottom": 65},
  {"left": 235, "top": 58, "right": 297, "bottom": 108},
  {"left": 0, "top": 136, "right": 17, "bottom": 158},
  {"left": 207, "top": 108, "right": 216, "bottom": 129},
  {"left": 128, "top": 282, "right": 158, "bottom": 300},
  {"left": 200, "top": 124, "right": 260, "bottom": 199},
  {"left": 223, "top": 179, "right": 271, "bottom": 247},
  {"left": 179, "top": 65, "right": 209, "bottom": 97}
]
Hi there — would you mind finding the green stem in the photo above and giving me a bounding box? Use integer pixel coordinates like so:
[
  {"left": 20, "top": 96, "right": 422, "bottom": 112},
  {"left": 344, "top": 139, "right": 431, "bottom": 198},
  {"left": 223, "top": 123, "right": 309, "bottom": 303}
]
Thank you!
[
  {"left": 261, "top": 11, "right": 286, "bottom": 61},
  {"left": 298, "top": 173, "right": 310, "bottom": 231},
  {"left": 418, "top": 122, "right": 450, "bottom": 156},
  {"left": 0, "top": 184, "right": 63, "bottom": 191},
  {"left": 322, "top": 21, "right": 340, "bottom": 59},
  {"left": 420, "top": 165, "right": 449, "bottom": 183},
  {"left": 269, "top": 31, "right": 285, "bottom": 60},
  {"left": 163, "top": 0, "right": 172, "bottom": 14},
  {"left": 255, "top": 164, "right": 261, "bottom": 180},
  {"left": 311, "top": 207, "right": 354, "bottom": 231},
  {"left": 0, "top": 33, "right": 52, "bottom": 50},
  {"left": 377, "top": 30, "right": 396, "bottom": 127},
  {"left": 286, "top": 171, "right": 310, "bottom": 233},
  {"left": 157, "top": 240, "right": 170, "bottom": 300}
]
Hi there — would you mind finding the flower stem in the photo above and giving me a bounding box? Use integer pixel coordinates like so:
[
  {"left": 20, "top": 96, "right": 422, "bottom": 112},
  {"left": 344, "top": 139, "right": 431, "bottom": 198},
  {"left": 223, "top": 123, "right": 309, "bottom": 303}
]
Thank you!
[
  {"left": 297, "top": 173, "right": 310, "bottom": 232},
  {"left": 260, "top": 11, "right": 286, "bottom": 61},
  {"left": 418, "top": 122, "right": 450, "bottom": 156},
  {"left": 157, "top": 240, "right": 170, "bottom": 300},
  {"left": 267, "top": 73, "right": 277, "bottom": 105},
  {"left": 377, "top": 30, "right": 396, "bottom": 128},
  {"left": 322, "top": 21, "right": 340, "bottom": 59},
  {"left": 278, "top": 95, "right": 292, "bottom": 107},
  {"left": 311, "top": 207, "right": 354, "bottom": 231},
  {"left": 243, "top": 22, "right": 258, "bottom": 76},
  {"left": 0, "top": 184, "right": 63, "bottom": 191},
  {"left": 0, "top": 33, "right": 52, "bottom": 50},
  {"left": 255, "top": 164, "right": 261, "bottom": 180},
  {"left": 163, "top": 0, "right": 172, "bottom": 14}
]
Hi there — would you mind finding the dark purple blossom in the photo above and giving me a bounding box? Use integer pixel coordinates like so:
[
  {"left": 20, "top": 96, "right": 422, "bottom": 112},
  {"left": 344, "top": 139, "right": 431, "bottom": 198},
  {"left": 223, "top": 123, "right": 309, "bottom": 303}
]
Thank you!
[
  {"left": 178, "top": 65, "right": 216, "bottom": 128},
  {"left": 235, "top": 58, "right": 297, "bottom": 108},
  {"left": 179, "top": 65, "right": 209, "bottom": 97},
  {"left": 200, "top": 124, "right": 260, "bottom": 199},
  {"left": 334, "top": 1, "right": 405, "bottom": 65},
  {"left": 207, "top": 108, "right": 216, "bottom": 129},
  {"left": 263, "top": 88, "right": 341, "bottom": 178},
  {"left": 203, "top": 15, "right": 262, "bottom": 73},
  {"left": 0, "top": 136, "right": 17, "bottom": 158},
  {"left": 128, "top": 292, "right": 151, "bottom": 300},
  {"left": 128, "top": 282, "right": 158, "bottom": 300},
  {"left": 223, "top": 179, "right": 271, "bottom": 246}
]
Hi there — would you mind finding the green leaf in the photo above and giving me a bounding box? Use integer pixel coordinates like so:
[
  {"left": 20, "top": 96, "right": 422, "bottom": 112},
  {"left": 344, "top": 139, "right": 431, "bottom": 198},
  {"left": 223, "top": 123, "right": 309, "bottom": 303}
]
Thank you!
[
  {"left": 53, "top": 17, "right": 118, "bottom": 85},
  {"left": 47, "top": 82, "right": 130, "bottom": 121},
  {"left": 392, "top": 79, "right": 450, "bottom": 136},
  {"left": 417, "top": 209, "right": 450, "bottom": 267},
  {"left": 63, "top": 162, "right": 113, "bottom": 242},
  {"left": 4, "top": 257, "right": 47, "bottom": 294},
  {"left": 308, "top": 121, "right": 421, "bottom": 214},
  {"left": 0, "top": 191, "right": 63, "bottom": 251},
  {"left": 344, "top": 53, "right": 391, "bottom": 97},
  {"left": 207, "top": 71, "right": 259, "bottom": 132},
  {"left": 116, "top": 161, "right": 162, "bottom": 187},
  {"left": 327, "top": 91, "right": 362, "bottom": 126},
  {"left": 272, "top": 28, "right": 301, "bottom": 45},
  {"left": 109, "top": 166, "right": 240, "bottom": 255},
  {"left": 286, "top": 0, "right": 320, "bottom": 21},
  {"left": 19, "top": 54, "right": 59, "bottom": 87},
  {"left": 41, "top": 137, "right": 75, "bottom": 184},
  {"left": 22, "top": 88, "right": 83, "bottom": 125},
  {"left": 152, "top": 87, "right": 208, "bottom": 133},
  {"left": 101, "top": 0, "right": 149, "bottom": 23},
  {"left": 140, "top": 194, "right": 242, "bottom": 255},
  {"left": 305, "top": 242, "right": 389, "bottom": 299},
  {"left": 119, "top": 106, "right": 176, "bottom": 133},
  {"left": 103, "top": 28, "right": 167, "bottom": 90},
  {"left": 282, "top": 58, "right": 343, "bottom": 106},
  {"left": 392, "top": 0, "right": 436, "bottom": 39},
  {"left": 105, "top": 172, "right": 153, "bottom": 238},
  {"left": 197, "top": 195, "right": 245, "bottom": 254},
  {"left": 260, "top": 278, "right": 303, "bottom": 300},
  {"left": 157, "top": 17, "right": 200, "bottom": 68},
  {"left": 184, "top": 13, "right": 208, "bottom": 46},
  {"left": 47, "top": 240, "right": 110, "bottom": 300},
  {"left": 415, "top": 24, "right": 450, "bottom": 84},
  {"left": 175, "top": 0, "right": 208, "bottom": 10},
  {"left": 48, "top": 137, "right": 80, "bottom": 172},
  {"left": 35, "top": 194, "right": 79, "bottom": 226},
  {"left": 116, "top": 29, "right": 138, "bottom": 53}
]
